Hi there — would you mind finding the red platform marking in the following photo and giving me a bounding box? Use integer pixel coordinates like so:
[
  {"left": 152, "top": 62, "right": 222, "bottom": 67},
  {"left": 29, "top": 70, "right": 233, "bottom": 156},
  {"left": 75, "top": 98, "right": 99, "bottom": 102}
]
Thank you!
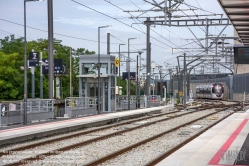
[
  {"left": 208, "top": 119, "right": 249, "bottom": 165},
  {"left": 208, "top": 165, "right": 248, "bottom": 166},
  {"left": 0, "top": 114, "right": 106, "bottom": 133}
]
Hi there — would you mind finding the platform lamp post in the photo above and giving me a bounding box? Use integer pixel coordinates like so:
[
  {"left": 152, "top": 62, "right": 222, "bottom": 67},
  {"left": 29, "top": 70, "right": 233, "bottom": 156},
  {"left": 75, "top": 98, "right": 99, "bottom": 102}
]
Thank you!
[
  {"left": 23, "top": 0, "right": 43, "bottom": 125},
  {"left": 151, "top": 62, "right": 156, "bottom": 96},
  {"left": 118, "top": 44, "right": 126, "bottom": 91},
  {"left": 98, "top": 25, "right": 111, "bottom": 114},
  {"left": 127, "top": 37, "right": 138, "bottom": 110}
]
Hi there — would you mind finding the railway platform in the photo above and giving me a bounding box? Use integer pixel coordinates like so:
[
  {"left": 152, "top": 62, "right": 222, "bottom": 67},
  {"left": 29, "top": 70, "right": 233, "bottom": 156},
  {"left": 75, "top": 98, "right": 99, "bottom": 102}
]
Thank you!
[
  {"left": 157, "top": 111, "right": 249, "bottom": 166},
  {"left": 0, "top": 105, "right": 174, "bottom": 146}
]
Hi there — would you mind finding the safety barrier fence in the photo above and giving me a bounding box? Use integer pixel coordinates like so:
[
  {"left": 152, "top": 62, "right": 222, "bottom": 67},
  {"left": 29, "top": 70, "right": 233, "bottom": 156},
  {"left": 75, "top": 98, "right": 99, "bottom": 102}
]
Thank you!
[
  {"left": 64, "top": 97, "right": 97, "bottom": 117},
  {"left": 0, "top": 99, "right": 54, "bottom": 126},
  {"left": 116, "top": 95, "right": 162, "bottom": 110},
  {"left": 0, "top": 95, "right": 169, "bottom": 125}
]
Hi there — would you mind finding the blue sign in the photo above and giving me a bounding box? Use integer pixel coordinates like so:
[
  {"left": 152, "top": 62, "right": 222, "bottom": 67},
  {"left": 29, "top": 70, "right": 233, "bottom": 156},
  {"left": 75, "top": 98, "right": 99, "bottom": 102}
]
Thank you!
[
  {"left": 42, "top": 59, "right": 64, "bottom": 74},
  {"left": 29, "top": 52, "right": 39, "bottom": 66},
  {"left": 152, "top": 95, "right": 156, "bottom": 101},
  {"left": 122, "top": 72, "right": 136, "bottom": 80}
]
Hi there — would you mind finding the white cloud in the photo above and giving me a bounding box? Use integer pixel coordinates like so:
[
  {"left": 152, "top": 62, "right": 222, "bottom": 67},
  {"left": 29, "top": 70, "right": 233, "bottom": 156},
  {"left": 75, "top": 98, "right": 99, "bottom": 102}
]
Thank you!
[
  {"left": 55, "top": 17, "right": 99, "bottom": 26},
  {"left": 54, "top": 16, "right": 143, "bottom": 34},
  {"left": 1, "top": 0, "right": 234, "bottom": 73}
]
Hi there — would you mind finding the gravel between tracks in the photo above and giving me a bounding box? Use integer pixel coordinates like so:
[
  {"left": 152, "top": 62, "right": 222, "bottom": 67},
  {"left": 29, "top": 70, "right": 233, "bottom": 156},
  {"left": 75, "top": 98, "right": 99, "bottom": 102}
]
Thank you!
[
  {"left": 0, "top": 110, "right": 185, "bottom": 164},
  {"left": 0, "top": 110, "right": 177, "bottom": 151},
  {"left": 17, "top": 110, "right": 218, "bottom": 166},
  {"left": 100, "top": 111, "right": 230, "bottom": 166}
]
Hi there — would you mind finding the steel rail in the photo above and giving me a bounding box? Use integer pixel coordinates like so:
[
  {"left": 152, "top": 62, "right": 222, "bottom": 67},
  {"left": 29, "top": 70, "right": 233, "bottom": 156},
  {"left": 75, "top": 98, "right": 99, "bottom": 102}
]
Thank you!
[
  {"left": 3, "top": 104, "right": 222, "bottom": 166},
  {"left": 84, "top": 104, "right": 238, "bottom": 166},
  {"left": 145, "top": 106, "right": 242, "bottom": 165},
  {"left": 0, "top": 109, "right": 180, "bottom": 157}
]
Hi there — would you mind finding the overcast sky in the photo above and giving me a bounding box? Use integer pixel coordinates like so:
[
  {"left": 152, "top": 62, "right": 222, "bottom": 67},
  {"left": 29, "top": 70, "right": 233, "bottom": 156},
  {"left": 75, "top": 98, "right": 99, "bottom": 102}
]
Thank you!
[{"left": 0, "top": 0, "right": 234, "bottom": 77}]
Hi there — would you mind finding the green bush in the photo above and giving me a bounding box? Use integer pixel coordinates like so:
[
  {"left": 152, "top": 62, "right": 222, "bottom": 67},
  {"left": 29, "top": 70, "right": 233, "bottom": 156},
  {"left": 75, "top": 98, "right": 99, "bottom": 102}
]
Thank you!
[{"left": 177, "top": 98, "right": 180, "bottom": 104}]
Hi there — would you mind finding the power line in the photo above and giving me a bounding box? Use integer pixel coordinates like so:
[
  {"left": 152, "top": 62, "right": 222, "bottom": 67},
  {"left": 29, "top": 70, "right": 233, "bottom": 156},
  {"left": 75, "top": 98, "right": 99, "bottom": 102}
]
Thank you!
[
  {"left": 110, "top": 34, "right": 141, "bottom": 51},
  {"left": 0, "top": 20, "right": 143, "bottom": 52},
  {"left": 104, "top": 0, "right": 195, "bottom": 55},
  {"left": 116, "top": 0, "right": 207, "bottom": 55},
  {"left": 152, "top": 43, "right": 168, "bottom": 50},
  {"left": 0, "top": 29, "right": 33, "bottom": 40},
  {"left": 129, "top": 1, "right": 199, "bottom": 53},
  {"left": 125, "top": 0, "right": 189, "bottom": 50},
  {"left": 127, "top": 0, "right": 225, "bottom": 54},
  {"left": 0, "top": 18, "right": 123, "bottom": 45},
  {"left": 181, "top": 1, "right": 217, "bottom": 15},
  {"left": 71, "top": 0, "right": 183, "bottom": 54}
]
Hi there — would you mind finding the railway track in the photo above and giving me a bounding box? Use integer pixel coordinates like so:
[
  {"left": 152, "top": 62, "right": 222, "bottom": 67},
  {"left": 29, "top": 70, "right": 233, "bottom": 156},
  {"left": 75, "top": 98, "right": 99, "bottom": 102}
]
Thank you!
[
  {"left": 0, "top": 110, "right": 202, "bottom": 165},
  {"left": 0, "top": 109, "right": 179, "bottom": 152},
  {"left": 0, "top": 102, "right": 238, "bottom": 166},
  {"left": 86, "top": 105, "right": 241, "bottom": 166},
  {"left": 0, "top": 102, "right": 219, "bottom": 153}
]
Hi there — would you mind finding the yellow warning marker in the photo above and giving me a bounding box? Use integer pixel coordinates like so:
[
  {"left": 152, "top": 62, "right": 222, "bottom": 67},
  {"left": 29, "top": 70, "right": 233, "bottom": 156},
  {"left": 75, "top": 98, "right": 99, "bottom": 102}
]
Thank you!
[
  {"left": 115, "top": 58, "right": 120, "bottom": 67},
  {"left": 208, "top": 116, "right": 218, "bottom": 120},
  {"left": 167, "top": 113, "right": 176, "bottom": 117}
]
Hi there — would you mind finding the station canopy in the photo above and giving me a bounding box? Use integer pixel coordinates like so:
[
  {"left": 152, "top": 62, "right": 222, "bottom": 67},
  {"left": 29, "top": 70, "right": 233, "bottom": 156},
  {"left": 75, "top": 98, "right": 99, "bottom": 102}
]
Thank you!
[{"left": 218, "top": 0, "right": 249, "bottom": 46}]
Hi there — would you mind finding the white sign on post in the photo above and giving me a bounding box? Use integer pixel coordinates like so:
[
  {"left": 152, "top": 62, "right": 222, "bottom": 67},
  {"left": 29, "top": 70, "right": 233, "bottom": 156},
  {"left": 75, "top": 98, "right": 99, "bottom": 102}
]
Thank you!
[
  {"left": 189, "top": 90, "right": 194, "bottom": 106},
  {"left": 190, "top": 90, "right": 193, "bottom": 98},
  {"left": 9, "top": 103, "right": 16, "bottom": 111}
]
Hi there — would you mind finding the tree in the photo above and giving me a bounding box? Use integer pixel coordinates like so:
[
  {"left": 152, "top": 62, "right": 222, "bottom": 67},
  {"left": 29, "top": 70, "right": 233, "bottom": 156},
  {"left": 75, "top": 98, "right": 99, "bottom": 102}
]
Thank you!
[
  {"left": 0, "top": 52, "right": 23, "bottom": 100},
  {"left": 0, "top": 35, "right": 95, "bottom": 100},
  {"left": 116, "top": 76, "right": 136, "bottom": 95},
  {"left": 0, "top": 35, "right": 24, "bottom": 55}
]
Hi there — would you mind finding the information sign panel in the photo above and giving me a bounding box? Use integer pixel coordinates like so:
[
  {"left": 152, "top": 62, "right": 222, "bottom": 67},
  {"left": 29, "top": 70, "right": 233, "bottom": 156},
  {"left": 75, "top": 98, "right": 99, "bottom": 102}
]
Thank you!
[
  {"left": 29, "top": 52, "right": 39, "bottom": 66},
  {"left": 42, "top": 59, "right": 64, "bottom": 74},
  {"left": 234, "top": 47, "right": 249, "bottom": 64},
  {"left": 152, "top": 95, "right": 156, "bottom": 102},
  {"left": 122, "top": 72, "right": 136, "bottom": 80}
]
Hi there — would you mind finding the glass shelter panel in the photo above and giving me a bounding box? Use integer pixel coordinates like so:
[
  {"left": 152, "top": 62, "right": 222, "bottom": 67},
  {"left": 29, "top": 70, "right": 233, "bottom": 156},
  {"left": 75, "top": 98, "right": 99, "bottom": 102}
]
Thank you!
[
  {"left": 81, "top": 78, "right": 86, "bottom": 97},
  {"left": 82, "top": 63, "right": 108, "bottom": 75},
  {"left": 111, "top": 63, "right": 115, "bottom": 74},
  {"left": 111, "top": 76, "right": 115, "bottom": 87},
  {"left": 104, "top": 78, "right": 108, "bottom": 111}
]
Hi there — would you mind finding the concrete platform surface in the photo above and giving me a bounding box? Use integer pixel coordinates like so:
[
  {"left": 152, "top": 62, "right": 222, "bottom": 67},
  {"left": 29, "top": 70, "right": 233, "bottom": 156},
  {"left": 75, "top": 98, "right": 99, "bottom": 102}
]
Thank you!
[
  {"left": 157, "top": 112, "right": 249, "bottom": 166},
  {"left": 0, "top": 105, "right": 174, "bottom": 146}
]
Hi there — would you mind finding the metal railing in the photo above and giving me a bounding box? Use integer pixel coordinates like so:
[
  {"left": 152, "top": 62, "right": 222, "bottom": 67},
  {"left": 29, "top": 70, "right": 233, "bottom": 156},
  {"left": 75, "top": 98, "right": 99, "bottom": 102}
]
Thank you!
[
  {"left": 64, "top": 97, "right": 97, "bottom": 117},
  {"left": 116, "top": 95, "right": 161, "bottom": 110},
  {"left": 0, "top": 99, "right": 54, "bottom": 115},
  {"left": 0, "top": 99, "right": 55, "bottom": 126},
  {"left": 65, "top": 97, "right": 97, "bottom": 108}
]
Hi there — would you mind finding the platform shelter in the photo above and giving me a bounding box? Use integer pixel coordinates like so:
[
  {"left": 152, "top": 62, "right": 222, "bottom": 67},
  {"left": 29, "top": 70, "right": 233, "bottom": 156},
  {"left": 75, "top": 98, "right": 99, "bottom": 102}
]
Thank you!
[{"left": 77, "top": 54, "right": 116, "bottom": 112}]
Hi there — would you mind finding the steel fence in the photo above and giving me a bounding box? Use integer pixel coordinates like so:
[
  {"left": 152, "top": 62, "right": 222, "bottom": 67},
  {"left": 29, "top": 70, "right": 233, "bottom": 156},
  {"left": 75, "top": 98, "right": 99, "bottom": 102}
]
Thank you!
[
  {"left": 64, "top": 97, "right": 97, "bottom": 117},
  {"left": 0, "top": 99, "right": 54, "bottom": 126}
]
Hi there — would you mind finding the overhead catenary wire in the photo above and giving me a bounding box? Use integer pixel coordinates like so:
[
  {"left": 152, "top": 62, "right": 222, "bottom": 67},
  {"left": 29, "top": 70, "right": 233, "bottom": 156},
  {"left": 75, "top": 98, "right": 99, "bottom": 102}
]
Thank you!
[
  {"left": 103, "top": 0, "right": 190, "bottom": 68},
  {"left": 71, "top": 0, "right": 185, "bottom": 55},
  {"left": 138, "top": 3, "right": 205, "bottom": 55},
  {"left": 0, "top": 18, "right": 126, "bottom": 45},
  {"left": 0, "top": 29, "right": 34, "bottom": 40},
  {"left": 181, "top": 1, "right": 218, "bottom": 15},
  {"left": 130, "top": 0, "right": 227, "bottom": 56},
  {"left": 109, "top": 34, "right": 141, "bottom": 51},
  {"left": 116, "top": 0, "right": 214, "bottom": 55},
  {"left": 124, "top": 3, "right": 211, "bottom": 70},
  {"left": 103, "top": 0, "right": 196, "bottom": 56}
]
